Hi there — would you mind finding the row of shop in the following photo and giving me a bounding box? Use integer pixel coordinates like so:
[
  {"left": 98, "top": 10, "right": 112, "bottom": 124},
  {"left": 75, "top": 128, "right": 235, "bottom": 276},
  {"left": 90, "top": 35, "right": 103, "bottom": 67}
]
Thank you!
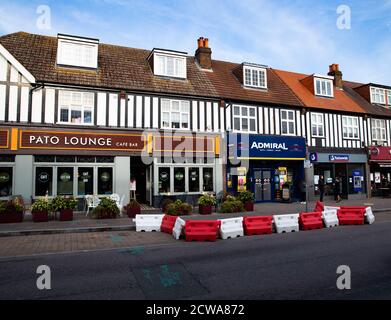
[{"left": 1, "top": 127, "right": 390, "bottom": 205}]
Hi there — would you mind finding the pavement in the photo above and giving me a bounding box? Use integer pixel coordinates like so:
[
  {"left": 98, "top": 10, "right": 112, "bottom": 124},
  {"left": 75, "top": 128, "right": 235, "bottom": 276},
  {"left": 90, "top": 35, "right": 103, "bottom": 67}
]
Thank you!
[
  {"left": 0, "top": 197, "right": 390, "bottom": 237},
  {"left": 1, "top": 219, "right": 391, "bottom": 299}
]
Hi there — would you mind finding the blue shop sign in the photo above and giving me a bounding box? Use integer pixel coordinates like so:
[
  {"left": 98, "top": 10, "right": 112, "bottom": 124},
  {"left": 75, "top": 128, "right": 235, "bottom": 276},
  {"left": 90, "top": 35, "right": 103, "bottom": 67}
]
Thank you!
[
  {"left": 228, "top": 134, "right": 306, "bottom": 160},
  {"left": 329, "top": 154, "right": 349, "bottom": 162}
]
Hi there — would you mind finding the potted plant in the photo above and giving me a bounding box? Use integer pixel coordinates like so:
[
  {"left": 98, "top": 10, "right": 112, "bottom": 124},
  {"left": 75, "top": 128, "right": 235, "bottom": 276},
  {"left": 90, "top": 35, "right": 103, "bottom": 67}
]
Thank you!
[
  {"left": 51, "top": 196, "right": 78, "bottom": 221},
  {"left": 161, "top": 198, "right": 173, "bottom": 213},
  {"left": 166, "top": 200, "right": 192, "bottom": 216},
  {"left": 124, "top": 199, "right": 141, "bottom": 218},
  {"left": 91, "top": 197, "right": 119, "bottom": 219},
  {"left": 0, "top": 199, "right": 24, "bottom": 224},
  {"left": 198, "top": 194, "right": 216, "bottom": 215},
  {"left": 31, "top": 198, "right": 51, "bottom": 222},
  {"left": 238, "top": 191, "right": 255, "bottom": 211},
  {"left": 220, "top": 195, "right": 244, "bottom": 213}
]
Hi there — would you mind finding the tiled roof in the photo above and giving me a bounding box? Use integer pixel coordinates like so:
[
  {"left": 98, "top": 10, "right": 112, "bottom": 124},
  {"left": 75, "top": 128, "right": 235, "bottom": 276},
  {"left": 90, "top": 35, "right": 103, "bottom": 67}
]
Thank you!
[
  {"left": 205, "top": 60, "right": 304, "bottom": 107},
  {"left": 274, "top": 69, "right": 367, "bottom": 114},
  {"left": 344, "top": 81, "right": 391, "bottom": 117},
  {"left": 0, "top": 32, "right": 219, "bottom": 98}
]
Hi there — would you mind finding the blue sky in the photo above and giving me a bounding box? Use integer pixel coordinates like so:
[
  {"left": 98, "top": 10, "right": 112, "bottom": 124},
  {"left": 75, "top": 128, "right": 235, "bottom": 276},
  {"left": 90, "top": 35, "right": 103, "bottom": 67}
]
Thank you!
[{"left": 0, "top": 0, "right": 390, "bottom": 84}]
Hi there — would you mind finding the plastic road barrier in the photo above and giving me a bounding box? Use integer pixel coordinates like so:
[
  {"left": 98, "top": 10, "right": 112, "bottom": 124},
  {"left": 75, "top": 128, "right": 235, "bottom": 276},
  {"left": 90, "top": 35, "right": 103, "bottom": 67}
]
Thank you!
[
  {"left": 365, "top": 207, "right": 375, "bottom": 225},
  {"left": 273, "top": 214, "right": 299, "bottom": 233},
  {"left": 185, "top": 220, "right": 221, "bottom": 242},
  {"left": 299, "top": 212, "right": 324, "bottom": 231},
  {"left": 243, "top": 216, "right": 273, "bottom": 236},
  {"left": 322, "top": 209, "right": 339, "bottom": 228},
  {"left": 337, "top": 208, "right": 365, "bottom": 225},
  {"left": 133, "top": 214, "right": 164, "bottom": 232},
  {"left": 219, "top": 217, "right": 244, "bottom": 240},
  {"left": 160, "top": 215, "right": 178, "bottom": 234},
  {"left": 324, "top": 205, "right": 340, "bottom": 211},
  {"left": 314, "top": 201, "right": 324, "bottom": 212},
  {"left": 172, "top": 217, "right": 186, "bottom": 240}
]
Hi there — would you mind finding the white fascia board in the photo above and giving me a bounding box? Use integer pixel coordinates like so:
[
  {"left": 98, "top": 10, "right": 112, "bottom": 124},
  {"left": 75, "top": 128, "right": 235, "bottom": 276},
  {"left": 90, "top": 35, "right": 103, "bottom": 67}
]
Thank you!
[{"left": 0, "top": 43, "right": 35, "bottom": 83}]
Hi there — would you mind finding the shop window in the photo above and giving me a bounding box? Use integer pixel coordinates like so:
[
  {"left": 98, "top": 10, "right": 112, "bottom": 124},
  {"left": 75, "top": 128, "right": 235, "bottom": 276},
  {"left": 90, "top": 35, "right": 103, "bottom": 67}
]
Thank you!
[
  {"left": 56, "top": 156, "right": 76, "bottom": 163},
  {"left": 96, "top": 157, "right": 115, "bottom": 163},
  {"left": 233, "top": 105, "right": 257, "bottom": 133},
  {"left": 34, "top": 155, "right": 55, "bottom": 163},
  {"left": 161, "top": 99, "right": 190, "bottom": 130},
  {"left": 0, "top": 155, "right": 15, "bottom": 162},
  {"left": 0, "top": 167, "right": 13, "bottom": 197},
  {"left": 57, "top": 167, "right": 74, "bottom": 196},
  {"left": 189, "top": 167, "right": 200, "bottom": 192},
  {"left": 342, "top": 116, "right": 359, "bottom": 139},
  {"left": 203, "top": 168, "right": 214, "bottom": 192},
  {"left": 174, "top": 167, "right": 186, "bottom": 193},
  {"left": 77, "top": 156, "right": 96, "bottom": 163},
  {"left": 58, "top": 90, "right": 94, "bottom": 125},
  {"left": 158, "top": 167, "right": 170, "bottom": 193},
  {"left": 78, "top": 167, "right": 94, "bottom": 195},
  {"left": 35, "top": 167, "right": 53, "bottom": 196},
  {"left": 281, "top": 110, "right": 295, "bottom": 135},
  {"left": 98, "top": 167, "right": 113, "bottom": 195},
  {"left": 371, "top": 119, "right": 386, "bottom": 141},
  {"left": 311, "top": 113, "right": 324, "bottom": 137}
]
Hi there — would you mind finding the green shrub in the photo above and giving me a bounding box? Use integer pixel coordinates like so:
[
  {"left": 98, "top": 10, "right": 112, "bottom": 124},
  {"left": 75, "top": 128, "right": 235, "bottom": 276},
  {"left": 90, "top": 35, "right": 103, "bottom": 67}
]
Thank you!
[
  {"left": 237, "top": 191, "right": 254, "bottom": 203},
  {"left": 0, "top": 201, "right": 6, "bottom": 213},
  {"left": 31, "top": 198, "right": 51, "bottom": 212},
  {"left": 51, "top": 196, "right": 78, "bottom": 211},
  {"left": 220, "top": 199, "right": 244, "bottom": 213},
  {"left": 198, "top": 194, "right": 216, "bottom": 206},
  {"left": 91, "top": 197, "right": 119, "bottom": 219},
  {"left": 161, "top": 198, "right": 173, "bottom": 212},
  {"left": 0, "top": 199, "right": 23, "bottom": 214},
  {"left": 166, "top": 199, "right": 192, "bottom": 216},
  {"left": 124, "top": 199, "right": 140, "bottom": 210}
]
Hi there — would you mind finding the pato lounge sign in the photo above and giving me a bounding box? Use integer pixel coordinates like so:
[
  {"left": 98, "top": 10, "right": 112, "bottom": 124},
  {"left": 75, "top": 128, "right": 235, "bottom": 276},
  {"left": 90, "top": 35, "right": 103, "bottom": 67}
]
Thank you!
[{"left": 19, "top": 130, "right": 146, "bottom": 152}]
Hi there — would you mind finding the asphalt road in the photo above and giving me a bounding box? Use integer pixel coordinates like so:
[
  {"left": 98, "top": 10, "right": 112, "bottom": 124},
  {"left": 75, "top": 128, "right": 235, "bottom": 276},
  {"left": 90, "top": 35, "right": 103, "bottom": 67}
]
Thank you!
[{"left": 1, "top": 220, "right": 391, "bottom": 300}]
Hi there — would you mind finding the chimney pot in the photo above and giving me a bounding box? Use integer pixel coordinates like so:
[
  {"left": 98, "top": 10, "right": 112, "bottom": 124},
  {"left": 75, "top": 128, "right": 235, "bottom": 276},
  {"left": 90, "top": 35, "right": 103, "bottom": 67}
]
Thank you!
[
  {"left": 328, "top": 63, "right": 343, "bottom": 89},
  {"left": 204, "top": 38, "right": 209, "bottom": 48},
  {"left": 197, "top": 37, "right": 204, "bottom": 48},
  {"left": 195, "top": 37, "right": 212, "bottom": 69}
]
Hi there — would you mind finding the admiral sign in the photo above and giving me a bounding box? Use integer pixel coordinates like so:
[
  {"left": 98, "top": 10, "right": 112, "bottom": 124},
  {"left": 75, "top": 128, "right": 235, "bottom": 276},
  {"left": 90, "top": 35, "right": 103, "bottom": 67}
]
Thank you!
[{"left": 229, "top": 134, "right": 306, "bottom": 160}]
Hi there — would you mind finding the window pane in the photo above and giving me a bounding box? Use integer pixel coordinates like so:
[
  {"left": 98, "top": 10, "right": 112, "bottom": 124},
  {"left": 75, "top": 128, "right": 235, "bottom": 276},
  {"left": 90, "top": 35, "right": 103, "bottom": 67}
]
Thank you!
[
  {"left": 318, "top": 126, "right": 324, "bottom": 136},
  {"left": 181, "top": 101, "right": 190, "bottom": 113},
  {"left": 250, "top": 119, "right": 256, "bottom": 132},
  {"left": 326, "top": 82, "right": 332, "bottom": 96},
  {"left": 84, "top": 109, "right": 92, "bottom": 123},
  {"left": 162, "top": 112, "right": 170, "bottom": 128},
  {"left": 98, "top": 167, "right": 113, "bottom": 195},
  {"left": 259, "top": 70, "right": 266, "bottom": 87},
  {"left": 171, "top": 112, "right": 180, "bottom": 128},
  {"left": 244, "top": 69, "right": 251, "bottom": 85},
  {"left": 242, "top": 118, "right": 248, "bottom": 130},
  {"left": 174, "top": 167, "right": 185, "bottom": 193},
  {"left": 234, "top": 118, "right": 240, "bottom": 130},
  {"left": 57, "top": 167, "right": 74, "bottom": 196},
  {"left": 161, "top": 99, "right": 170, "bottom": 111},
  {"left": 158, "top": 167, "right": 170, "bottom": 193},
  {"left": 71, "top": 109, "right": 82, "bottom": 123},
  {"left": 72, "top": 92, "right": 82, "bottom": 105},
  {"left": 289, "top": 122, "right": 294, "bottom": 134},
  {"left": 312, "top": 125, "right": 317, "bottom": 136},
  {"left": 282, "top": 122, "right": 288, "bottom": 134},
  {"left": 249, "top": 108, "right": 256, "bottom": 117},
  {"left": 60, "top": 108, "right": 69, "bottom": 122},
  {"left": 288, "top": 111, "right": 294, "bottom": 120},
  {"left": 181, "top": 113, "right": 189, "bottom": 129},
  {"left": 321, "top": 81, "right": 326, "bottom": 95},
  {"left": 166, "top": 57, "right": 174, "bottom": 76},
  {"left": 252, "top": 69, "right": 258, "bottom": 86},
  {"left": 78, "top": 167, "right": 94, "bottom": 196},
  {"left": 203, "top": 168, "right": 214, "bottom": 192},
  {"left": 281, "top": 110, "right": 287, "bottom": 119},
  {"left": 234, "top": 106, "right": 240, "bottom": 115},
  {"left": 189, "top": 167, "right": 199, "bottom": 192},
  {"left": 35, "top": 167, "right": 53, "bottom": 196},
  {"left": 242, "top": 107, "right": 248, "bottom": 116},
  {"left": 0, "top": 167, "right": 13, "bottom": 197}
]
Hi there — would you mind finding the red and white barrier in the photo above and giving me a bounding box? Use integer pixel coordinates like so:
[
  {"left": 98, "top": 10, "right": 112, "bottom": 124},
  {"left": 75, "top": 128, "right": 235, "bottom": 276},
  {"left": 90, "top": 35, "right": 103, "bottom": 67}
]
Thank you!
[{"left": 219, "top": 217, "right": 244, "bottom": 240}]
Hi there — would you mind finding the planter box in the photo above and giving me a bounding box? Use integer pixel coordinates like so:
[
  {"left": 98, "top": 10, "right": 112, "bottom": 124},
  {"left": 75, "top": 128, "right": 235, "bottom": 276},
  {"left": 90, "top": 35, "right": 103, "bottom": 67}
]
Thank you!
[
  {"left": 199, "top": 204, "right": 212, "bottom": 215},
  {"left": 244, "top": 201, "right": 254, "bottom": 212},
  {"left": 59, "top": 209, "right": 73, "bottom": 221},
  {"left": 32, "top": 210, "right": 49, "bottom": 222},
  {"left": 127, "top": 206, "right": 141, "bottom": 218},
  {"left": 0, "top": 211, "right": 24, "bottom": 224},
  {"left": 98, "top": 210, "right": 117, "bottom": 219}
]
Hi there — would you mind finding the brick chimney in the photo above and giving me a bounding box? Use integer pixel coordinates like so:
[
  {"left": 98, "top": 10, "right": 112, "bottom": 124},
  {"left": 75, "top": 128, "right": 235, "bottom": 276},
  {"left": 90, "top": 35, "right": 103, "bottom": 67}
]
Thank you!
[
  {"left": 195, "top": 37, "right": 212, "bottom": 70},
  {"left": 328, "top": 63, "right": 343, "bottom": 89}
]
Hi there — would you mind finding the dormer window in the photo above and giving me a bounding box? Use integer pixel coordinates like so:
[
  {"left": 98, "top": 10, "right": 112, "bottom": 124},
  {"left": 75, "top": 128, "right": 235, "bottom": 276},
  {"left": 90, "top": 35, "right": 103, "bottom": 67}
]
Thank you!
[
  {"left": 370, "top": 87, "right": 386, "bottom": 104},
  {"left": 243, "top": 64, "right": 267, "bottom": 89},
  {"left": 314, "top": 77, "right": 333, "bottom": 97},
  {"left": 57, "top": 34, "right": 98, "bottom": 69},
  {"left": 149, "top": 49, "right": 187, "bottom": 79}
]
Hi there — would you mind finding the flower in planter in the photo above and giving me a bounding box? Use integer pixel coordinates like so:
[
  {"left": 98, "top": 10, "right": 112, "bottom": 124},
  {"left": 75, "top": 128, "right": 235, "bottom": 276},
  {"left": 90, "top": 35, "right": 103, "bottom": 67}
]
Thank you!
[
  {"left": 166, "top": 200, "right": 192, "bottom": 216},
  {"left": 198, "top": 194, "right": 217, "bottom": 206},
  {"left": 31, "top": 198, "right": 51, "bottom": 212},
  {"left": 91, "top": 197, "right": 119, "bottom": 219},
  {"left": 237, "top": 191, "right": 255, "bottom": 204},
  {"left": 124, "top": 199, "right": 141, "bottom": 218},
  {"left": 51, "top": 196, "right": 78, "bottom": 212},
  {"left": 220, "top": 195, "right": 245, "bottom": 213}
]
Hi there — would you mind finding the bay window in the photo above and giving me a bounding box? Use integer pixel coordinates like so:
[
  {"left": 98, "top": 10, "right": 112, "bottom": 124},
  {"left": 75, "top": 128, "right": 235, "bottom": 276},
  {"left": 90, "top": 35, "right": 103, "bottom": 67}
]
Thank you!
[
  {"left": 161, "top": 99, "right": 190, "bottom": 129},
  {"left": 281, "top": 110, "right": 295, "bottom": 135},
  {"left": 371, "top": 119, "right": 386, "bottom": 141},
  {"left": 311, "top": 113, "right": 324, "bottom": 137},
  {"left": 342, "top": 116, "right": 359, "bottom": 139},
  {"left": 58, "top": 90, "right": 94, "bottom": 125},
  {"left": 233, "top": 105, "right": 257, "bottom": 132}
]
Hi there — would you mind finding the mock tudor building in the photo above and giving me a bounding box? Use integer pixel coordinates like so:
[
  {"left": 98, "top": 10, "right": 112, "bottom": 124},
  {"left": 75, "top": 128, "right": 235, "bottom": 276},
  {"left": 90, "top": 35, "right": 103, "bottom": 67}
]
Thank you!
[{"left": 0, "top": 31, "right": 390, "bottom": 206}]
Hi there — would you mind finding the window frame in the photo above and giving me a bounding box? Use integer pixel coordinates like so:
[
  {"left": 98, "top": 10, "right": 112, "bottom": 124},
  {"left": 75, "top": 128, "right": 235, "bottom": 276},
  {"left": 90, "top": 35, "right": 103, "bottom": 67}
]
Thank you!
[
  {"left": 153, "top": 53, "right": 187, "bottom": 79},
  {"left": 243, "top": 66, "right": 267, "bottom": 89},
  {"left": 370, "top": 87, "right": 386, "bottom": 104},
  {"left": 0, "top": 164, "right": 15, "bottom": 199},
  {"left": 232, "top": 104, "right": 257, "bottom": 133},
  {"left": 280, "top": 109, "right": 296, "bottom": 136},
  {"left": 57, "top": 90, "right": 95, "bottom": 126},
  {"left": 160, "top": 99, "right": 190, "bottom": 130},
  {"left": 371, "top": 118, "right": 387, "bottom": 142},
  {"left": 311, "top": 112, "right": 325, "bottom": 138},
  {"left": 342, "top": 116, "right": 360, "bottom": 140},
  {"left": 314, "top": 78, "right": 334, "bottom": 98},
  {"left": 57, "top": 39, "right": 98, "bottom": 69}
]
